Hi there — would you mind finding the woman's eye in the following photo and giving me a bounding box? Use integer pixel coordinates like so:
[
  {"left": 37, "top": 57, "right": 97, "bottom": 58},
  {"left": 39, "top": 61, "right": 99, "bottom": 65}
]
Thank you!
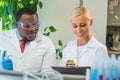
[
  {"left": 72, "top": 25, "right": 77, "bottom": 28},
  {"left": 80, "top": 23, "right": 87, "bottom": 27}
]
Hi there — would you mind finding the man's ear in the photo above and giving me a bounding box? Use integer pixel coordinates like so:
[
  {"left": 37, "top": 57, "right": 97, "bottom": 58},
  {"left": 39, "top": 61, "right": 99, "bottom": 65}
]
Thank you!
[{"left": 14, "top": 22, "right": 18, "bottom": 28}]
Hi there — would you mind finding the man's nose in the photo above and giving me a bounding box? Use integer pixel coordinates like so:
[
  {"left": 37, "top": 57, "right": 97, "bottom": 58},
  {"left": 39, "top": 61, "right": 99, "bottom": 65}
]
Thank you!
[{"left": 29, "top": 26, "right": 37, "bottom": 31}]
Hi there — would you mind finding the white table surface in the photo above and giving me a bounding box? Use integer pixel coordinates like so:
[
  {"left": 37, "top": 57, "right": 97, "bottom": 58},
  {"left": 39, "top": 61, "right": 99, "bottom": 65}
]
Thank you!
[{"left": 0, "top": 70, "right": 85, "bottom": 80}]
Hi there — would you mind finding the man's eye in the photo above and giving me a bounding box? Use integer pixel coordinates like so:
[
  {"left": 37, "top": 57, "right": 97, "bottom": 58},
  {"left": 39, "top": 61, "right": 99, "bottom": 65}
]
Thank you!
[
  {"left": 23, "top": 24, "right": 30, "bottom": 28},
  {"left": 80, "top": 23, "right": 87, "bottom": 27},
  {"left": 32, "top": 23, "right": 38, "bottom": 27}
]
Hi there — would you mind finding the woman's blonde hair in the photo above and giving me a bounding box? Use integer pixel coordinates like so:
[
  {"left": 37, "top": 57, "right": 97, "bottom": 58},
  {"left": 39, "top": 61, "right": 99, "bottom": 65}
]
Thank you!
[{"left": 71, "top": 6, "right": 92, "bottom": 19}]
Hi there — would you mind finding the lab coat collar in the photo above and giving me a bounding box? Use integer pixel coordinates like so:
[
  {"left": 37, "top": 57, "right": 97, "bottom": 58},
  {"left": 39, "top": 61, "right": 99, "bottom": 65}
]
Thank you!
[
  {"left": 34, "top": 32, "right": 42, "bottom": 42},
  {"left": 16, "top": 28, "right": 42, "bottom": 43},
  {"left": 8, "top": 29, "right": 22, "bottom": 54},
  {"left": 7, "top": 29, "right": 42, "bottom": 53},
  {"left": 16, "top": 29, "right": 42, "bottom": 42},
  {"left": 74, "top": 36, "right": 97, "bottom": 48},
  {"left": 86, "top": 36, "right": 98, "bottom": 48},
  {"left": 16, "top": 30, "right": 23, "bottom": 41}
]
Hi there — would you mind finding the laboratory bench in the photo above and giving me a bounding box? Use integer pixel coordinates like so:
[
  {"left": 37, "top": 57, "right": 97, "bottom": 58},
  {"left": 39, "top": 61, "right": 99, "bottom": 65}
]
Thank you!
[
  {"left": 0, "top": 70, "right": 85, "bottom": 80},
  {"left": 63, "top": 74, "right": 85, "bottom": 80}
]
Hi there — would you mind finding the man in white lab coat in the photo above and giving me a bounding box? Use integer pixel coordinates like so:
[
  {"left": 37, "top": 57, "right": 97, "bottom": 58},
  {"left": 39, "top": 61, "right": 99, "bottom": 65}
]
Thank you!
[{"left": 0, "top": 7, "right": 56, "bottom": 72}]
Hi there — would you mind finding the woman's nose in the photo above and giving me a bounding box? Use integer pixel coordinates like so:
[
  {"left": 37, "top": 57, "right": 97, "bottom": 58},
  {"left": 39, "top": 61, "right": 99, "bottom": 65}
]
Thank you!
[{"left": 76, "top": 27, "right": 82, "bottom": 33}]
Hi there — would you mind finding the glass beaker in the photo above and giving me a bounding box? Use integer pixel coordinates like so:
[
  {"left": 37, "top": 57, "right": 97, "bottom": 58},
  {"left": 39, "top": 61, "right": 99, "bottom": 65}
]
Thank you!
[
  {"left": 23, "top": 72, "right": 41, "bottom": 80},
  {"left": 22, "top": 68, "right": 64, "bottom": 80},
  {"left": 112, "top": 41, "right": 120, "bottom": 51},
  {"left": 41, "top": 68, "right": 64, "bottom": 80}
]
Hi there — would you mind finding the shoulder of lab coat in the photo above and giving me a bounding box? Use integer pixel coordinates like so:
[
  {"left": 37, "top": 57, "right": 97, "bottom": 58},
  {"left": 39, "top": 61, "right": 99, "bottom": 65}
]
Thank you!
[
  {"left": 36, "top": 33, "right": 56, "bottom": 69},
  {"left": 59, "top": 36, "right": 108, "bottom": 67},
  {"left": 64, "top": 36, "right": 108, "bottom": 53},
  {"left": 0, "top": 29, "right": 17, "bottom": 50},
  {"left": 88, "top": 36, "right": 108, "bottom": 55},
  {"left": 65, "top": 36, "right": 106, "bottom": 48},
  {"left": 0, "top": 29, "right": 14, "bottom": 37}
]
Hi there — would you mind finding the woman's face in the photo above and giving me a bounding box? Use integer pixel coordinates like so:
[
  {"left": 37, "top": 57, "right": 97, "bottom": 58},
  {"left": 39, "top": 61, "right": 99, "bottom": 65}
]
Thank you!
[
  {"left": 16, "top": 14, "right": 39, "bottom": 41},
  {"left": 71, "top": 15, "right": 93, "bottom": 40}
]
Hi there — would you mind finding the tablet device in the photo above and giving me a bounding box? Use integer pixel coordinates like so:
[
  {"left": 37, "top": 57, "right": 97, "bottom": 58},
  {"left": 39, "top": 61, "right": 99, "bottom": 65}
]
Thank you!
[{"left": 52, "top": 66, "right": 90, "bottom": 75}]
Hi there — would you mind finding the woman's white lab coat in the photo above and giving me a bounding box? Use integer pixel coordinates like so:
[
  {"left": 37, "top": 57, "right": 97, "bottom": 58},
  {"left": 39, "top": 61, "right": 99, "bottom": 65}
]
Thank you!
[
  {"left": 59, "top": 36, "right": 108, "bottom": 67},
  {"left": 0, "top": 29, "right": 56, "bottom": 72}
]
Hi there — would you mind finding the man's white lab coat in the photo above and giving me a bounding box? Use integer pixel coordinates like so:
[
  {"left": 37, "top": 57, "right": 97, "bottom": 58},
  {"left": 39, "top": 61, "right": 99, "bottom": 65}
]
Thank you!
[{"left": 0, "top": 29, "right": 56, "bottom": 72}]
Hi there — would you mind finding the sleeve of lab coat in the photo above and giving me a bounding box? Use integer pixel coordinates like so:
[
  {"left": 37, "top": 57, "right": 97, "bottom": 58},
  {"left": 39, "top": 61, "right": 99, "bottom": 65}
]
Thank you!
[
  {"left": 41, "top": 39, "right": 56, "bottom": 69},
  {"left": 96, "top": 45, "right": 109, "bottom": 58},
  {"left": 91, "top": 45, "right": 109, "bottom": 67}
]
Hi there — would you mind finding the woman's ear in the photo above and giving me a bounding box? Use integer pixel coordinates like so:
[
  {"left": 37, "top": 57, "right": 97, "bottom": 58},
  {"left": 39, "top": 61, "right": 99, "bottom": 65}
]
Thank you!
[{"left": 90, "top": 19, "right": 93, "bottom": 26}]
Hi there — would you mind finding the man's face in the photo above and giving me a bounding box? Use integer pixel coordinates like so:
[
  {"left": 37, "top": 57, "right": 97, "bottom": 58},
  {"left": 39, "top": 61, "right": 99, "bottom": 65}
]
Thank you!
[{"left": 16, "top": 14, "right": 39, "bottom": 41}]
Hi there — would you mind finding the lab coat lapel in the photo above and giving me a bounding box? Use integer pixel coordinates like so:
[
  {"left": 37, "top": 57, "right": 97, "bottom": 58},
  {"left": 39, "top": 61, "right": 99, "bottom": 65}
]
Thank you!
[
  {"left": 23, "top": 33, "right": 42, "bottom": 53},
  {"left": 77, "top": 46, "right": 88, "bottom": 59},
  {"left": 77, "top": 36, "right": 96, "bottom": 59},
  {"left": 9, "top": 30, "right": 21, "bottom": 54}
]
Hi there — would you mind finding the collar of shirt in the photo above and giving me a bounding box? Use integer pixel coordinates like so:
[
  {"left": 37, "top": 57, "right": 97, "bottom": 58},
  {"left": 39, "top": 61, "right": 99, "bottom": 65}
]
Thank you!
[
  {"left": 16, "top": 30, "right": 30, "bottom": 45},
  {"left": 16, "top": 29, "right": 42, "bottom": 43},
  {"left": 74, "top": 36, "right": 97, "bottom": 48},
  {"left": 16, "top": 30, "right": 23, "bottom": 42}
]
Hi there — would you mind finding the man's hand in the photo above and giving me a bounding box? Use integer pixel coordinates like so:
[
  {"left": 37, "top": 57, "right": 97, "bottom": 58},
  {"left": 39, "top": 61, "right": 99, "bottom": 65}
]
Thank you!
[{"left": 1, "top": 51, "right": 13, "bottom": 70}]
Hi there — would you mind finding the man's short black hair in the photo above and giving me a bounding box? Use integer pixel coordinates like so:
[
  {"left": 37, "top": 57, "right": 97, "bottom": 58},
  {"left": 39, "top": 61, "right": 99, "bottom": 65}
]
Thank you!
[{"left": 16, "top": 7, "right": 38, "bottom": 22}]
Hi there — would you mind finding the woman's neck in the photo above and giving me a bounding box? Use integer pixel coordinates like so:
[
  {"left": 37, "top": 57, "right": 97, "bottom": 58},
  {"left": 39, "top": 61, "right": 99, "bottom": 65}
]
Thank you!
[{"left": 77, "top": 34, "right": 92, "bottom": 46}]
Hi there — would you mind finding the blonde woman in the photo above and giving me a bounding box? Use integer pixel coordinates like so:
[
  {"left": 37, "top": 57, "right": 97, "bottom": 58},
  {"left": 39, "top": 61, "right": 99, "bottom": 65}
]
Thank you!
[{"left": 59, "top": 6, "right": 109, "bottom": 67}]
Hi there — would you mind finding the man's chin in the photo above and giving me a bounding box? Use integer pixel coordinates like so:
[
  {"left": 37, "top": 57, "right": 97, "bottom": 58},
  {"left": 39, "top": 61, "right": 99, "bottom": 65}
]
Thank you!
[{"left": 27, "top": 36, "right": 36, "bottom": 41}]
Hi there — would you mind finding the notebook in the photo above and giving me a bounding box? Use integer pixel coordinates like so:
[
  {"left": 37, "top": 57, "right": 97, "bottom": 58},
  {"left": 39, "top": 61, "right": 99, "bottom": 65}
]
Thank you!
[{"left": 52, "top": 66, "right": 90, "bottom": 75}]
